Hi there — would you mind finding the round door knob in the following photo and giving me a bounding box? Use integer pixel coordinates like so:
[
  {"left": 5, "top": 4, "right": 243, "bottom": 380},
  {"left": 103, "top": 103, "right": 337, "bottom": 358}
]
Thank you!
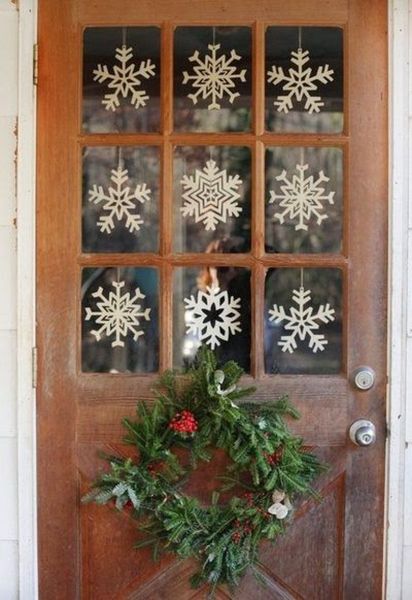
[{"left": 349, "top": 419, "right": 376, "bottom": 447}]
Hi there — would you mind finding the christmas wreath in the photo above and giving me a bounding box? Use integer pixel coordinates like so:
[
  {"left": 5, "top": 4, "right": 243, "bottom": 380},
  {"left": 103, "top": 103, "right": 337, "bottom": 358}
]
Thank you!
[{"left": 83, "top": 348, "right": 324, "bottom": 595}]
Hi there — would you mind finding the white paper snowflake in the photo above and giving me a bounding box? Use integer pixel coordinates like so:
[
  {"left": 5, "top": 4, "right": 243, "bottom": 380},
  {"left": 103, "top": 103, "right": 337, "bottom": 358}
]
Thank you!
[
  {"left": 269, "top": 286, "right": 335, "bottom": 353},
  {"left": 182, "top": 43, "right": 247, "bottom": 110},
  {"left": 267, "top": 48, "right": 334, "bottom": 114},
  {"left": 85, "top": 280, "right": 151, "bottom": 348},
  {"left": 93, "top": 45, "right": 156, "bottom": 112},
  {"left": 269, "top": 163, "right": 335, "bottom": 231},
  {"left": 180, "top": 159, "right": 243, "bottom": 231},
  {"left": 88, "top": 166, "right": 151, "bottom": 235},
  {"left": 184, "top": 286, "right": 242, "bottom": 350}
]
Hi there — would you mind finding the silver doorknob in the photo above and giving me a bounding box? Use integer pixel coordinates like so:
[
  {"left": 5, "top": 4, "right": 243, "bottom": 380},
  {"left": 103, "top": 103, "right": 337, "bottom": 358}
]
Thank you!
[{"left": 349, "top": 419, "right": 376, "bottom": 447}]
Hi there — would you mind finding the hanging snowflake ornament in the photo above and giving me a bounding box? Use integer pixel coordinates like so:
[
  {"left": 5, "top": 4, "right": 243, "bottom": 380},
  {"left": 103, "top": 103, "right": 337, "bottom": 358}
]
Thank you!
[
  {"left": 85, "top": 280, "right": 151, "bottom": 348},
  {"left": 88, "top": 166, "right": 151, "bottom": 234},
  {"left": 267, "top": 48, "right": 334, "bottom": 114},
  {"left": 184, "top": 286, "right": 242, "bottom": 350},
  {"left": 269, "top": 286, "right": 335, "bottom": 353},
  {"left": 269, "top": 162, "right": 335, "bottom": 231},
  {"left": 181, "top": 159, "right": 243, "bottom": 231},
  {"left": 93, "top": 45, "right": 156, "bottom": 112},
  {"left": 182, "top": 44, "right": 247, "bottom": 110}
]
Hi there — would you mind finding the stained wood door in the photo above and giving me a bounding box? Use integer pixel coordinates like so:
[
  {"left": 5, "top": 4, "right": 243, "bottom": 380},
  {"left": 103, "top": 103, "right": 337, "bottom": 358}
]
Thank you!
[{"left": 37, "top": 1, "right": 387, "bottom": 598}]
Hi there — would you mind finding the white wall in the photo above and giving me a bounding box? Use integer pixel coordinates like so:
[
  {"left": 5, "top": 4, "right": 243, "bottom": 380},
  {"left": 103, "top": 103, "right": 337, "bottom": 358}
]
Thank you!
[
  {"left": 0, "top": 1, "right": 410, "bottom": 599},
  {"left": 0, "top": 1, "right": 19, "bottom": 599}
]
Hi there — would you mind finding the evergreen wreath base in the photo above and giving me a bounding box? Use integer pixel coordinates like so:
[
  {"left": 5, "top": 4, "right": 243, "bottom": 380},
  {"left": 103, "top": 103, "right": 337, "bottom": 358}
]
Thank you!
[{"left": 83, "top": 348, "right": 324, "bottom": 596}]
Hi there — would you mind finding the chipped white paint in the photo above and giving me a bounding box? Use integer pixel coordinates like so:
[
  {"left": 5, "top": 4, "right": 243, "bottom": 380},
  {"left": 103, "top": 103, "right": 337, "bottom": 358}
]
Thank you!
[{"left": 0, "top": 116, "right": 17, "bottom": 225}]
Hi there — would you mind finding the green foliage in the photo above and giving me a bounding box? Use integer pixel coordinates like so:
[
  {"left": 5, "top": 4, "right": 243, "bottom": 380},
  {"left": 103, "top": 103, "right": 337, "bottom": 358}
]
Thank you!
[{"left": 82, "top": 347, "right": 325, "bottom": 595}]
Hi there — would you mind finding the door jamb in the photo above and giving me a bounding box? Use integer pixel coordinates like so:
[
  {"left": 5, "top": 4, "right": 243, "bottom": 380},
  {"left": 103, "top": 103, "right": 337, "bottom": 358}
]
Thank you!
[
  {"left": 16, "top": 1, "right": 38, "bottom": 599},
  {"left": 385, "top": 0, "right": 409, "bottom": 597}
]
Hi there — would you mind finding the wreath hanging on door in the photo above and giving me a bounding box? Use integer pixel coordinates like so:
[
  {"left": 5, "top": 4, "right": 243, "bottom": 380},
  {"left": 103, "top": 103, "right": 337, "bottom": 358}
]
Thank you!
[{"left": 83, "top": 348, "right": 324, "bottom": 595}]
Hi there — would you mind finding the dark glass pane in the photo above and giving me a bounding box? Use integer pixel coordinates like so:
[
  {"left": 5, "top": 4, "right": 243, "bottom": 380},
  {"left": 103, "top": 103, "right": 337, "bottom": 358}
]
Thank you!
[
  {"left": 83, "top": 27, "right": 160, "bottom": 133},
  {"left": 174, "top": 26, "right": 252, "bottom": 132},
  {"left": 82, "top": 267, "right": 159, "bottom": 373},
  {"left": 265, "top": 268, "right": 342, "bottom": 374},
  {"left": 265, "top": 146, "right": 343, "bottom": 253},
  {"left": 173, "top": 266, "right": 251, "bottom": 370},
  {"left": 265, "top": 27, "right": 343, "bottom": 133},
  {"left": 173, "top": 145, "right": 251, "bottom": 253},
  {"left": 82, "top": 146, "right": 160, "bottom": 253}
]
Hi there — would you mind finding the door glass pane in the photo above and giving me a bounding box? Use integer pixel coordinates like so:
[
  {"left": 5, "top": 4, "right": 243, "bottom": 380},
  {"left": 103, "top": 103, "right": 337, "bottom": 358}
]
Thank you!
[
  {"left": 265, "top": 146, "right": 343, "bottom": 253},
  {"left": 174, "top": 26, "right": 252, "bottom": 132},
  {"left": 82, "top": 146, "right": 160, "bottom": 253},
  {"left": 265, "top": 26, "right": 343, "bottom": 133},
  {"left": 264, "top": 268, "right": 342, "bottom": 374},
  {"left": 82, "top": 267, "right": 159, "bottom": 373},
  {"left": 173, "top": 145, "right": 251, "bottom": 253},
  {"left": 83, "top": 27, "right": 161, "bottom": 133},
  {"left": 173, "top": 266, "right": 251, "bottom": 370}
]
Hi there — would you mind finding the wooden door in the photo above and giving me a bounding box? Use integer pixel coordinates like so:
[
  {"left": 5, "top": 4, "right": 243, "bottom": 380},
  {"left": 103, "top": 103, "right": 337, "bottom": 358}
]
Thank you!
[{"left": 37, "top": 1, "right": 387, "bottom": 598}]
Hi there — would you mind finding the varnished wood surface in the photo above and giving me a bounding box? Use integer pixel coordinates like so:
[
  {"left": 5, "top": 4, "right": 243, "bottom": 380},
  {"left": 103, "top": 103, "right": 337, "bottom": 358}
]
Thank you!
[{"left": 37, "top": 0, "right": 387, "bottom": 598}]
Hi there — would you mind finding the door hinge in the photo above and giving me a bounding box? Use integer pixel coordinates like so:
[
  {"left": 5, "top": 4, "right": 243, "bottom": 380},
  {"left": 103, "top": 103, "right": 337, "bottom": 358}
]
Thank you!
[
  {"left": 32, "top": 346, "right": 37, "bottom": 388},
  {"left": 33, "top": 44, "right": 38, "bottom": 86}
]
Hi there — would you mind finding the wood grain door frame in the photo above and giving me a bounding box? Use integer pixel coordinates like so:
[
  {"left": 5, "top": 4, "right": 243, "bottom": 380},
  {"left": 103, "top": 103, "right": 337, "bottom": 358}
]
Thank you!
[{"left": 36, "top": 1, "right": 388, "bottom": 598}]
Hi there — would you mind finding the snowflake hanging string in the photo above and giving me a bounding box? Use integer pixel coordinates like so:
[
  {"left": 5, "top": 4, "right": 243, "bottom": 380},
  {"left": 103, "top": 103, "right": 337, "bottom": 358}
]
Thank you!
[
  {"left": 180, "top": 159, "right": 243, "bottom": 231},
  {"left": 184, "top": 286, "right": 242, "bottom": 350},
  {"left": 93, "top": 45, "right": 156, "bottom": 112},
  {"left": 182, "top": 44, "right": 247, "bottom": 110},
  {"left": 88, "top": 166, "right": 151, "bottom": 234},
  {"left": 85, "top": 280, "right": 151, "bottom": 348},
  {"left": 269, "top": 286, "right": 335, "bottom": 353},
  {"left": 267, "top": 48, "right": 334, "bottom": 114},
  {"left": 269, "top": 162, "right": 335, "bottom": 231}
]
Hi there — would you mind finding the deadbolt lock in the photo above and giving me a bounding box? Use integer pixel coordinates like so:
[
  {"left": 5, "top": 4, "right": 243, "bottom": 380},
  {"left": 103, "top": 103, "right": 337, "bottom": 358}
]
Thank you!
[{"left": 351, "top": 366, "right": 375, "bottom": 391}]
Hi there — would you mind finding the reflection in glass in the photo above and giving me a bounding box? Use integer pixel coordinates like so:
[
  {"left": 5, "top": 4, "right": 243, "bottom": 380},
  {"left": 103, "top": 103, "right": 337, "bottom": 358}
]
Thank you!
[
  {"left": 83, "top": 27, "right": 160, "bottom": 133},
  {"left": 82, "top": 267, "right": 159, "bottom": 373},
  {"left": 173, "top": 146, "right": 251, "bottom": 253},
  {"left": 173, "top": 266, "right": 251, "bottom": 371},
  {"left": 265, "top": 146, "right": 343, "bottom": 253},
  {"left": 82, "top": 146, "right": 160, "bottom": 253},
  {"left": 174, "top": 26, "right": 252, "bottom": 132},
  {"left": 265, "top": 268, "right": 342, "bottom": 374},
  {"left": 265, "top": 27, "right": 343, "bottom": 133}
]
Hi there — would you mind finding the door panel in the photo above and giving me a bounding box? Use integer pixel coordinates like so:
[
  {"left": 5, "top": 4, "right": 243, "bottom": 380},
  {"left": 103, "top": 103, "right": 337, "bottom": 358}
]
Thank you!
[{"left": 37, "top": 1, "right": 387, "bottom": 598}]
